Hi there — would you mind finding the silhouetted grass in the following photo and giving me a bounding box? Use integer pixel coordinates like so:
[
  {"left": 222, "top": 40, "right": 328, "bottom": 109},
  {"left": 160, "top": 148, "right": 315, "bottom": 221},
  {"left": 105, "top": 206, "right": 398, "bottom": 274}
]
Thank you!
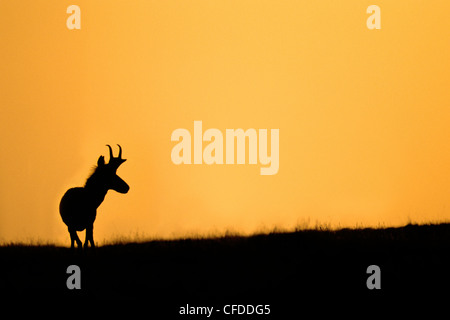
[{"left": 1, "top": 223, "right": 449, "bottom": 311}]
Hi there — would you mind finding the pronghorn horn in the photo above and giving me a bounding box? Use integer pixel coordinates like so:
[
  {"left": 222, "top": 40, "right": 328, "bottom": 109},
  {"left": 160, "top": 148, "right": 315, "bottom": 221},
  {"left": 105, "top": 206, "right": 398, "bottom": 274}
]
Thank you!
[
  {"left": 117, "top": 144, "right": 122, "bottom": 159},
  {"left": 106, "top": 144, "right": 113, "bottom": 160}
]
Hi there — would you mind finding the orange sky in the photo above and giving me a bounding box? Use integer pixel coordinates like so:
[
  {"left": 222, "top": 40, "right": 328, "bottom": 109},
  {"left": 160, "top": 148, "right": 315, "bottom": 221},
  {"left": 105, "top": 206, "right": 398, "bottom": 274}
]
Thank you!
[{"left": 1, "top": 1, "right": 449, "bottom": 244}]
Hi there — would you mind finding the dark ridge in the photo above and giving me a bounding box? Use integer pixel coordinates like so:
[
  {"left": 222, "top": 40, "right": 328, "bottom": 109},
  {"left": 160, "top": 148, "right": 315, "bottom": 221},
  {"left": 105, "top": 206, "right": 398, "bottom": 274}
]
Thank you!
[{"left": 1, "top": 223, "right": 449, "bottom": 312}]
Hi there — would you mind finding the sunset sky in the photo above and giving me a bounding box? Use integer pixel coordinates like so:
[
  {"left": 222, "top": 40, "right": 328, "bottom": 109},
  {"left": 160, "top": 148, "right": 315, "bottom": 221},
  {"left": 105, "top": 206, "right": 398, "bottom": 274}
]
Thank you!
[{"left": 1, "top": 1, "right": 449, "bottom": 244}]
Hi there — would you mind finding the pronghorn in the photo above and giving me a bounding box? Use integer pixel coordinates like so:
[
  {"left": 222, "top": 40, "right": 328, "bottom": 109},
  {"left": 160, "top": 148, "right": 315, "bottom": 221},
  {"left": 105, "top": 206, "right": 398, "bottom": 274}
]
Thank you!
[{"left": 59, "top": 145, "right": 129, "bottom": 249}]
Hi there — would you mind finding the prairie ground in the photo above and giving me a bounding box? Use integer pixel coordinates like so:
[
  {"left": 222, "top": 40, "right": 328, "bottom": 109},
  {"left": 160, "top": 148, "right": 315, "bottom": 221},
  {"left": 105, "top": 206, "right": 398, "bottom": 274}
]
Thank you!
[{"left": 1, "top": 223, "right": 449, "bottom": 314}]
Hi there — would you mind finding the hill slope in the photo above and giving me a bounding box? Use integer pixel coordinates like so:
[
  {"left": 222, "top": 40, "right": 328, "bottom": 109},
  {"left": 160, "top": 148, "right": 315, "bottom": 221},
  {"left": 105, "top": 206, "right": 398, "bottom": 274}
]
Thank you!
[{"left": 1, "top": 224, "right": 449, "bottom": 312}]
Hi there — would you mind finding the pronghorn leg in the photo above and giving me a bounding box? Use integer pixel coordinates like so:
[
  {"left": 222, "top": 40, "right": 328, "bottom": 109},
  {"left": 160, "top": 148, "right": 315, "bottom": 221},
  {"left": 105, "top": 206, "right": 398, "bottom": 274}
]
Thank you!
[
  {"left": 69, "top": 227, "right": 82, "bottom": 250},
  {"left": 84, "top": 224, "right": 95, "bottom": 249}
]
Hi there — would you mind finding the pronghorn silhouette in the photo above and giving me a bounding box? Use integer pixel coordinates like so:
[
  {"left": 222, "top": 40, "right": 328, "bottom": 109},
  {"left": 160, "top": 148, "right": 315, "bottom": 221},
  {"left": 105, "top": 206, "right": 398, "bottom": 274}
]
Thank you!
[{"left": 59, "top": 145, "right": 129, "bottom": 249}]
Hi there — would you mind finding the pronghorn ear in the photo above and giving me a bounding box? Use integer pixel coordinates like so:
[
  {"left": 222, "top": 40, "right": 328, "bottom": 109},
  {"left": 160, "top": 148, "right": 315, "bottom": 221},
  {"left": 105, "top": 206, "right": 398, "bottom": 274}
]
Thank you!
[{"left": 97, "top": 156, "right": 105, "bottom": 167}]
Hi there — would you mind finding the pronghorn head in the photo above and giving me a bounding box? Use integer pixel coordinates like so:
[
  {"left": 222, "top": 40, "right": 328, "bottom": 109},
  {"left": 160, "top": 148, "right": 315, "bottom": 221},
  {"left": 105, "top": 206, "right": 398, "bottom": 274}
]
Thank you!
[{"left": 92, "top": 144, "right": 130, "bottom": 194}]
